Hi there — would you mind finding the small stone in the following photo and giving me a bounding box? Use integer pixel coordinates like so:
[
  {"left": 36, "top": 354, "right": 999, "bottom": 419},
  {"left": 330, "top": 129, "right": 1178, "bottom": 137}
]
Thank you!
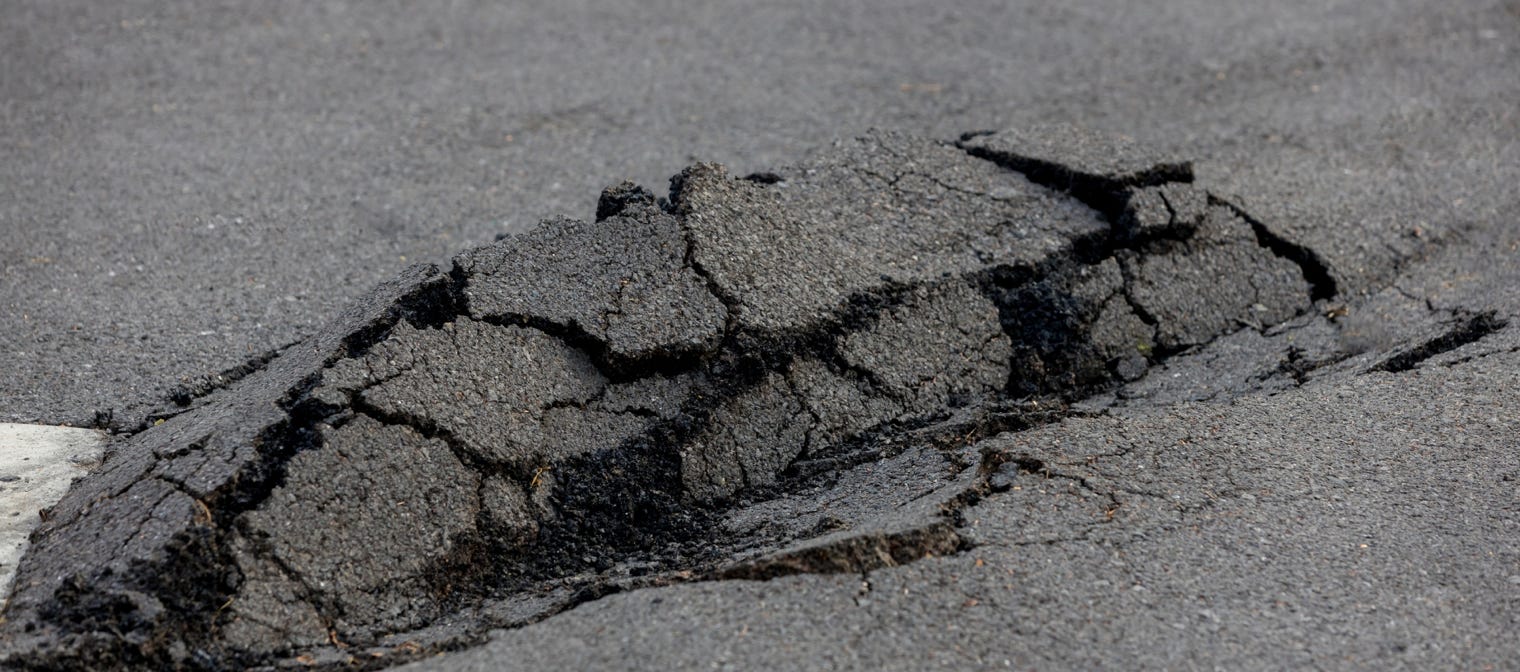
[
  {"left": 988, "top": 186, "right": 1021, "bottom": 200},
  {"left": 988, "top": 471, "right": 1017, "bottom": 493},
  {"left": 1115, "top": 355, "right": 1149, "bottom": 382}
]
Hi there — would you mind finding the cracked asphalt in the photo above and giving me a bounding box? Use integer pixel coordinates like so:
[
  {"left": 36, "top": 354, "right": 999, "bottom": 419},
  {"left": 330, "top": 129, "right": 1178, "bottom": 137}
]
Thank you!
[{"left": 3, "top": 1, "right": 1518, "bottom": 670}]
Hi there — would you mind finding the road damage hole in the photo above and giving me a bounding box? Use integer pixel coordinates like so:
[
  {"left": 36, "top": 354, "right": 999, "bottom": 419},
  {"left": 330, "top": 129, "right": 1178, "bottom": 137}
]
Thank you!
[{"left": 3, "top": 128, "right": 1340, "bottom": 671}]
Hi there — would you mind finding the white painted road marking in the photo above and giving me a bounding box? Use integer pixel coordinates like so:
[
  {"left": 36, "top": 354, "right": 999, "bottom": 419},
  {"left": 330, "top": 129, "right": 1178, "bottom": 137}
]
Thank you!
[{"left": 0, "top": 423, "right": 106, "bottom": 602}]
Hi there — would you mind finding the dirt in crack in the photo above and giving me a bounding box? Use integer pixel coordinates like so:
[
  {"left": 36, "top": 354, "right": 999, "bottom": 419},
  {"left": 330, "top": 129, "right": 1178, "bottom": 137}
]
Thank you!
[{"left": 2, "top": 127, "right": 1333, "bottom": 671}]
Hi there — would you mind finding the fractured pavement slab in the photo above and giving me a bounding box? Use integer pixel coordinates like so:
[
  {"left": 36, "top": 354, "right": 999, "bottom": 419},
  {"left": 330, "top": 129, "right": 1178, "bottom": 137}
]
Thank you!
[{"left": 0, "top": 127, "right": 1382, "bottom": 670}]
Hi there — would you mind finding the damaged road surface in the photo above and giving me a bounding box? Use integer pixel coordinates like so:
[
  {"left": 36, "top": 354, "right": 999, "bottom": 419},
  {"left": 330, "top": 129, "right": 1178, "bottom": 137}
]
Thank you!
[{"left": 0, "top": 127, "right": 1486, "bottom": 670}]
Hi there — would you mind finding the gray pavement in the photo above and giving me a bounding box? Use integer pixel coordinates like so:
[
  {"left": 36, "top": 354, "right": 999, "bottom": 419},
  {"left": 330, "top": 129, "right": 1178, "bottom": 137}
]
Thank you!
[
  {"left": 1, "top": 1, "right": 1517, "bottom": 671},
  {"left": 7, "top": 0, "right": 1514, "bottom": 428}
]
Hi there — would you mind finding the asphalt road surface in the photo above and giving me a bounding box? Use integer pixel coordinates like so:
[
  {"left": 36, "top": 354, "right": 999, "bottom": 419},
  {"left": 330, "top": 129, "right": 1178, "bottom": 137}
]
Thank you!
[{"left": 2, "top": 1, "right": 1517, "bottom": 670}]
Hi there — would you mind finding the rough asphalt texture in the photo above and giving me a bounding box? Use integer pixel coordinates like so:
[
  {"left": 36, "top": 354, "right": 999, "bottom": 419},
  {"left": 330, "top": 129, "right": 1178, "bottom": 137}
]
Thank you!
[{"left": 2, "top": 1, "right": 1517, "bottom": 671}]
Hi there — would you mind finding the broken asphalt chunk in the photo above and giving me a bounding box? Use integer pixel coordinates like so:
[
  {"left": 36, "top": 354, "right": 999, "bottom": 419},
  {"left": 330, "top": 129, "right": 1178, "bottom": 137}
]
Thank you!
[{"left": 2, "top": 128, "right": 1336, "bottom": 671}]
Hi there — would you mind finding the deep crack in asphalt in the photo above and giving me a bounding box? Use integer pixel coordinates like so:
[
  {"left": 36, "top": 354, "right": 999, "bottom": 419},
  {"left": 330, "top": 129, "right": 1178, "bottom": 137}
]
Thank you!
[{"left": 0, "top": 127, "right": 1430, "bottom": 670}]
